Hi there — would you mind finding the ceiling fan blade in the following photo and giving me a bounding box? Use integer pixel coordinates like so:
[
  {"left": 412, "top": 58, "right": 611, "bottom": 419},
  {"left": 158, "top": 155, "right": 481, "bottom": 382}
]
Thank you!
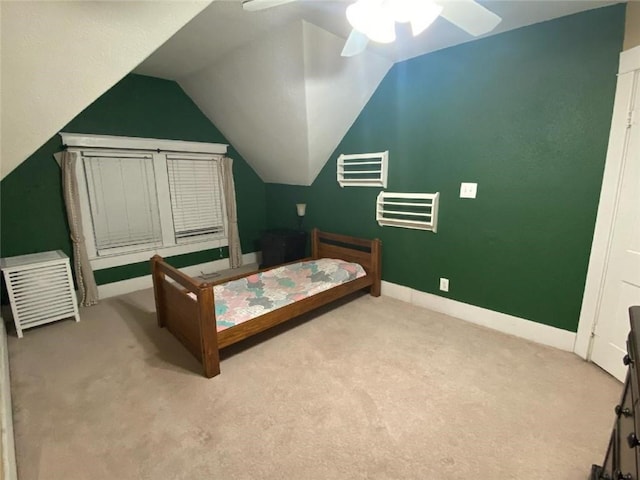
[
  {"left": 438, "top": 0, "right": 501, "bottom": 36},
  {"left": 341, "top": 29, "right": 369, "bottom": 57},
  {"left": 242, "top": 0, "right": 297, "bottom": 12}
]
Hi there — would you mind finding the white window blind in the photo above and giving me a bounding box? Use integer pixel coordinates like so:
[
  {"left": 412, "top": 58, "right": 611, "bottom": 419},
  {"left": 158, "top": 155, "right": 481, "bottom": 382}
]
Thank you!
[
  {"left": 83, "top": 153, "right": 162, "bottom": 252},
  {"left": 166, "top": 155, "right": 225, "bottom": 240}
]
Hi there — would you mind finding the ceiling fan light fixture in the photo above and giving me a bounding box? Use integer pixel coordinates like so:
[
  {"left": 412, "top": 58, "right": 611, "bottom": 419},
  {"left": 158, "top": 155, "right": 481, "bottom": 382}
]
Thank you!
[
  {"left": 388, "top": 0, "right": 420, "bottom": 23},
  {"left": 345, "top": 0, "right": 371, "bottom": 35},
  {"left": 346, "top": 0, "right": 396, "bottom": 44},
  {"left": 364, "top": 15, "right": 396, "bottom": 43},
  {"left": 410, "top": 1, "right": 443, "bottom": 36}
]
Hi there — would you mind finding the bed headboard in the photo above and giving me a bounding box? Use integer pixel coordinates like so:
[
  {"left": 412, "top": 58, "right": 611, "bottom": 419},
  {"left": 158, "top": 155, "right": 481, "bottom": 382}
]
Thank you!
[{"left": 311, "top": 229, "right": 381, "bottom": 295}]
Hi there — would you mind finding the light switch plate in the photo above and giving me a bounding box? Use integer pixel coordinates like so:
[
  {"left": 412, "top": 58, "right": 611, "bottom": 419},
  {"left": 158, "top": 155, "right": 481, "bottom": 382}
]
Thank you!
[{"left": 460, "top": 182, "right": 478, "bottom": 199}]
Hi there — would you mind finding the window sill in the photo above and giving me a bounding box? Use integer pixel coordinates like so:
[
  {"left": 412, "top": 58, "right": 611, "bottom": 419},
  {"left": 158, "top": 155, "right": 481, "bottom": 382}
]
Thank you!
[{"left": 90, "top": 238, "right": 228, "bottom": 271}]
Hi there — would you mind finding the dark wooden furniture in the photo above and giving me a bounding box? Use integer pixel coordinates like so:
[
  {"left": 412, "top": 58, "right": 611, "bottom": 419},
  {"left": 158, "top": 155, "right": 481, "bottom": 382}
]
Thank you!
[
  {"left": 151, "top": 229, "right": 382, "bottom": 378},
  {"left": 591, "top": 306, "right": 640, "bottom": 480},
  {"left": 260, "top": 229, "right": 307, "bottom": 268}
]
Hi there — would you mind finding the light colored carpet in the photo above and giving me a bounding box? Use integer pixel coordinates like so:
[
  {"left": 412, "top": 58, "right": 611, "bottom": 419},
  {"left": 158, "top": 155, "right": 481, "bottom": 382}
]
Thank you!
[{"left": 7, "top": 288, "right": 620, "bottom": 480}]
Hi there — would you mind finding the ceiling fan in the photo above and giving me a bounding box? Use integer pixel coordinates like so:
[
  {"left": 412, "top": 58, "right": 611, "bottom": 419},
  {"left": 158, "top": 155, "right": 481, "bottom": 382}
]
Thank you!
[
  {"left": 241, "top": 0, "right": 502, "bottom": 57},
  {"left": 241, "top": 0, "right": 297, "bottom": 11}
]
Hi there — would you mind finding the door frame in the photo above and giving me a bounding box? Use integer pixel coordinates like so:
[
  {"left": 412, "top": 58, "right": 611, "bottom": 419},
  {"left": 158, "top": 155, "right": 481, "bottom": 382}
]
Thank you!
[{"left": 575, "top": 45, "right": 640, "bottom": 360}]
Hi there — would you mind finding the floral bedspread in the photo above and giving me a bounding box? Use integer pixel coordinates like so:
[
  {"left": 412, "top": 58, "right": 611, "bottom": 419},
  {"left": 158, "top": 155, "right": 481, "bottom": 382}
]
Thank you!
[{"left": 212, "top": 258, "right": 366, "bottom": 331}]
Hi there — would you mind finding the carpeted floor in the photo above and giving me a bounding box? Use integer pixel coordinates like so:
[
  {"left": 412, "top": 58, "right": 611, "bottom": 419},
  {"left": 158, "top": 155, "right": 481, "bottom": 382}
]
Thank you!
[{"left": 7, "top": 287, "right": 620, "bottom": 480}]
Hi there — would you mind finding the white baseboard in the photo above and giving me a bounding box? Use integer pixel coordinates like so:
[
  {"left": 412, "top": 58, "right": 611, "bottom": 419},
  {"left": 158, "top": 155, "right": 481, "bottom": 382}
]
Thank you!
[
  {"left": 1, "top": 318, "right": 18, "bottom": 480},
  {"left": 98, "top": 252, "right": 259, "bottom": 299},
  {"left": 381, "top": 281, "right": 576, "bottom": 352}
]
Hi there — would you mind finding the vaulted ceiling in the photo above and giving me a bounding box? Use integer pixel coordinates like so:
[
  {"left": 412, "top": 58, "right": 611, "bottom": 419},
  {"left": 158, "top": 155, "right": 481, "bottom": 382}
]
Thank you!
[
  {"left": 1, "top": 0, "right": 618, "bottom": 183},
  {"left": 0, "top": 0, "right": 213, "bottom": 179},
  {"left": 135, "top": 0, "right": 617, "bottom": 185}
]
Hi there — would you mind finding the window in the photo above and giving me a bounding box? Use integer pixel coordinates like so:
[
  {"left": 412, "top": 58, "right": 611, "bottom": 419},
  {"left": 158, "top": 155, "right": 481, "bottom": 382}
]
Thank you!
[
  {"left": 166, "top": 155, "right": 225, "bottom": 241},
  {"left": 84, "top": 152, "right": 163, "bottom": 253},
  {"left": 60, "top": 133, "right": 229, "bottom": 270}
]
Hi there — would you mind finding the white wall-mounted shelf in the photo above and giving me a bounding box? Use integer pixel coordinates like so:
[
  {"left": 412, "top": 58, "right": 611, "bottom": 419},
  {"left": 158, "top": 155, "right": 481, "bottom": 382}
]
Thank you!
[
  {"left": 337, "top": 150, "right": 388, "bottom": 188},
  {"left": 0, "top": 251, "right": 80, "bottom": 338},
  {"left": 376, "top": 192, "right": 439, "bottom": 232}
]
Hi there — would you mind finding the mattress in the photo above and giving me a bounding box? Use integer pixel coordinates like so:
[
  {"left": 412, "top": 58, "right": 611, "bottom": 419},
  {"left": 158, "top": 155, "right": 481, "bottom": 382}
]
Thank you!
[{"left": 212, "top": 258, "right": 366, "bottom": 331}]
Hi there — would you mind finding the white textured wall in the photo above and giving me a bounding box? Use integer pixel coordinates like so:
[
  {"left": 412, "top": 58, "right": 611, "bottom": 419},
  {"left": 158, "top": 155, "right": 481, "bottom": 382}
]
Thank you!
[
  {"left": 180, "top": 19, "right": 392, "bottom": 186},
  {"left": 303, "top": 22, "right": 392, "bottom": 184},
  {"left": 0, "top": 0, "right": 211, "bottom": 179},
  {"left": 625, "top": 0, "right": 640, "bottom": 50},
  {"left": 181, "top": 21, "right": 308, "bottom": 185},
  {"left": 0, "top": 318, "right": 17, "bottom": 480}
]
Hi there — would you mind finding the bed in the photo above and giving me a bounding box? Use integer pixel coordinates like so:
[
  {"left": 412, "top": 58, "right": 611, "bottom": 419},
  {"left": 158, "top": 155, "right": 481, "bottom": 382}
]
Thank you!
[{"left": 150, "top": 229, "right": 382, "bottom": 378}]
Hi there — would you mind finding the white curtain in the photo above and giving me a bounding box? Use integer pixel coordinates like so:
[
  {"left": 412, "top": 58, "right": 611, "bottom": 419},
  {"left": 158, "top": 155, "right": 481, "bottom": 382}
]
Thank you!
[
  {"left": 220, "top": 156, "right": 242, "bottom": 268},
  {"left": 60, "top": 151, "right": 99, "bottom": 306}
]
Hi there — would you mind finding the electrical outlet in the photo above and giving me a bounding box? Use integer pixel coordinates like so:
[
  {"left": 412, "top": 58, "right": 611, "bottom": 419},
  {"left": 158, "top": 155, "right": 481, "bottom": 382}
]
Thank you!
[
  {"left": 460, "top": 182, "right": 478, "bottom": 199},
  {"left": 439, "top": 278, "right": 449, "bottom": 292}
]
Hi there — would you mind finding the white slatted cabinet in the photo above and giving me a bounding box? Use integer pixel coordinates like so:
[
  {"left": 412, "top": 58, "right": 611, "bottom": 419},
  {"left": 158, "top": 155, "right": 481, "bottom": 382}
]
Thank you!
[{"left": 1, "top": 251, "right": 80, "bottom": 338}]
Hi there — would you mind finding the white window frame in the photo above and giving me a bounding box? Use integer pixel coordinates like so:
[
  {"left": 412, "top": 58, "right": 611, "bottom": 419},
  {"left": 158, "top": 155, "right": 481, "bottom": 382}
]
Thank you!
[
  {"left": 60, "top": 133, "right": 229, "bottom": 271},
  {"left": 82, "top": 150, "right": 164, "bottom": 256},
  {"left": 166, "top": 152, "right": 227, "bottom": 244}
]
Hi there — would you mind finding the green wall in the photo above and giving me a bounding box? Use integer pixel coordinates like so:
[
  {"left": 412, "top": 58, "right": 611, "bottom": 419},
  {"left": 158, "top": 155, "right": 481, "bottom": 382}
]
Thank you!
[
  {"left": 0, "top": 74, "right": 266, "bottom": 288},
  {"left": 266, "top": 5, "right": 626, "bottom": 332}
]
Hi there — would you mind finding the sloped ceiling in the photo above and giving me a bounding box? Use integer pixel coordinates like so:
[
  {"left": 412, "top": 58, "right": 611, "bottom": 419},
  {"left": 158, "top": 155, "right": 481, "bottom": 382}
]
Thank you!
[
  {"left": 0, "top": 1, "right": 619, "bottom": 184},
  {"left": 179, "top": 20, "right": 392, "bottom": 185},
  {"left": 0, "top": 0, "right": 212, "bottom": 179},
  {"left": 136, "top": 0, "right": 618, "bottom": 186}
]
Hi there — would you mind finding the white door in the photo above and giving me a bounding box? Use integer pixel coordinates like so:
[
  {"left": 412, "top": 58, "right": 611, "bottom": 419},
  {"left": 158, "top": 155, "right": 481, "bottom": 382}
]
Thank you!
[{"left": 590, "top": 58, "right": 640, "bottom": 382}]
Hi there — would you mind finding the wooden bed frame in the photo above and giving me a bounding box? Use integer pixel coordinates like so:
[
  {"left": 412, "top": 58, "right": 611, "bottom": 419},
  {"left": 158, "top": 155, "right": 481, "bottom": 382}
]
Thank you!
[{"left": 151, "top": 229, "right": 382, "bottom": 378}]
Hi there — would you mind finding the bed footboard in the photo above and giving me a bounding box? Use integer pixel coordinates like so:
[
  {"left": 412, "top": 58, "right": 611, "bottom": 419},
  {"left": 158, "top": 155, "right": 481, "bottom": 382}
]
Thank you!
[{"left": 151, "top": 256, "right": 221, "bottom": 378}]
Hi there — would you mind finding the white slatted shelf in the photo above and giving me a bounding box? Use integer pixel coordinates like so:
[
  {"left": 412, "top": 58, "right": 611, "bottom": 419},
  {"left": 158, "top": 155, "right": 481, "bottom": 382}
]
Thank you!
[
  {"left": 339, "top": 161, "right": 381, "bottom": 165},
  {"left": 337, "top": 151, "right": 388, "bottom": 188},
  {"left": 0, "top": 251, "right": 80, "bottom": 338},
  {"left": 376, "top": 192, "right": 440, "bottom": 232}
]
